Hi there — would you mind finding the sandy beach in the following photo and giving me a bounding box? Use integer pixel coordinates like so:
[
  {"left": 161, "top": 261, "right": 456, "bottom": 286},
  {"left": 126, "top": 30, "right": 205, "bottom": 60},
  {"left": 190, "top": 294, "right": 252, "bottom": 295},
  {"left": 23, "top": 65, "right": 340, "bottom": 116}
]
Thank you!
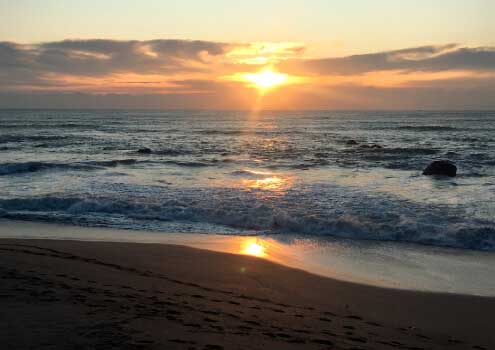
[{"left": 1, "top": 237, "right": 494, "bottom": 350}]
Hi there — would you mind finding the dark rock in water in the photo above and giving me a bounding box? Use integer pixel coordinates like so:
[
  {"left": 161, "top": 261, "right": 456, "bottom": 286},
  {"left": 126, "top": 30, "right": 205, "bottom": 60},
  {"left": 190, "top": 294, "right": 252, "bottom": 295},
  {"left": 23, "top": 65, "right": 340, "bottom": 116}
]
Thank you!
[
  {"left": 137, "top": 147, "right": 152, "bottom": 154},
  {"left": 423, "top": 160, "right": 457, "bottom": 177},
  {"left": 346, "top": 140, "right": 359, "bottom": 145}
]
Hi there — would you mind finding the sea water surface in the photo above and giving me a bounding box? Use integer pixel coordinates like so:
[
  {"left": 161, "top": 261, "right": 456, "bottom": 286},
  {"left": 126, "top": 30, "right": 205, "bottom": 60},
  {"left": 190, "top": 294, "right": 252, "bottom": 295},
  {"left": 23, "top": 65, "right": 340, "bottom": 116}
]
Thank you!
[{"left": 0, "top": 110, "right": 494, "bottom": 251}]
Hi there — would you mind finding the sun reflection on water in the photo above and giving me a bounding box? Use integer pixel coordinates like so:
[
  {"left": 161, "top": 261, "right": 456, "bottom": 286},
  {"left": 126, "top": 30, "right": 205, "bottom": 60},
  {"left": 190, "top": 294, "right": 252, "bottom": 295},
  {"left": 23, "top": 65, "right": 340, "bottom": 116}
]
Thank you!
[
  {"left": 243, "top": 176, "right": 286, "bottom": 191},
  {"left": 239, "top": 169, "right": 292, "bottom": 193}
]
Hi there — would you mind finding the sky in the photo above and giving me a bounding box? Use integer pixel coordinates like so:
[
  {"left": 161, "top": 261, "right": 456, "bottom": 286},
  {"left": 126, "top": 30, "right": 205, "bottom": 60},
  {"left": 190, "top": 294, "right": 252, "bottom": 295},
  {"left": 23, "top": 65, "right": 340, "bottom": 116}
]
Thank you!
[{"left": 0, "top": 0, "right": 494, "bottom": 109}]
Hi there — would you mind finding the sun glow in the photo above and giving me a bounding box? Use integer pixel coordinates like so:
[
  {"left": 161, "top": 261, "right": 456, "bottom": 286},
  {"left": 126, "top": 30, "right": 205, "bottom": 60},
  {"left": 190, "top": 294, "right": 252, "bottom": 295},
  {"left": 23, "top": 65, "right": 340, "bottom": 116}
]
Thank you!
[{"left": 243, "top": 69, "right": 288, "bottom": 90}]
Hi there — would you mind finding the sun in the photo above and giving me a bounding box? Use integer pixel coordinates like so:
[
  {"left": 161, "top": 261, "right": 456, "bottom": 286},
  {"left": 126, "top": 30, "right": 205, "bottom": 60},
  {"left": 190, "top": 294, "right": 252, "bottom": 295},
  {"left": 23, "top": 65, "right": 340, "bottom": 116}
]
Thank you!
[{"left": 243, "top": 69, "right": 288, "bottom": 90}]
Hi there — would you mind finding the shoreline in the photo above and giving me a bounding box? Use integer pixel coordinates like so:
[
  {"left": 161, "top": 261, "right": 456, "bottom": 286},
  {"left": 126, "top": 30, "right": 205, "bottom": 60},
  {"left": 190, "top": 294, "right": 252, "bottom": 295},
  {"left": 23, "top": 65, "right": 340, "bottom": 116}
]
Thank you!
[
  {"left": 0, "top": 237, "right": 494, "bottom": 349},
  {"left": 2, "top": 219, "right": 495, "bottom": 297}
]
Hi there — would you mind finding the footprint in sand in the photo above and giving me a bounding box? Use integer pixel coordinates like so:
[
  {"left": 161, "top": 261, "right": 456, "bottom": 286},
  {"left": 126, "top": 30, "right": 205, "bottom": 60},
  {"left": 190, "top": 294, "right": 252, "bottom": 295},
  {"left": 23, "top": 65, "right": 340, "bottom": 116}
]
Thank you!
[
  {"left": 347, "top": 336, "right": 367, "bottom": 343},
  {"left": 203, "top": 345, "right": 224, "bottom": 350},
  {"left": 312, "top": 338, "right": 334, "bottom": 346},
  {"left": 169, "top": 338, "right": 196, "bottom": 345},
  {"left": 346, "top": 315, "right": 363, "bottom": 320}
]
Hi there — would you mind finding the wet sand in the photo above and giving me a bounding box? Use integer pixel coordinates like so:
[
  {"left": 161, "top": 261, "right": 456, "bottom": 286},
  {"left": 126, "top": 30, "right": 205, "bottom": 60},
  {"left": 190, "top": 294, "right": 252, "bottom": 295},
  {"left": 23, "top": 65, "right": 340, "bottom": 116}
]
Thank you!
[
  {"left": 4, "top": 219, "right": 495, "bottom": 297},
  {"left": 0, "top": 238, "right": 494, "bottom": 349}
]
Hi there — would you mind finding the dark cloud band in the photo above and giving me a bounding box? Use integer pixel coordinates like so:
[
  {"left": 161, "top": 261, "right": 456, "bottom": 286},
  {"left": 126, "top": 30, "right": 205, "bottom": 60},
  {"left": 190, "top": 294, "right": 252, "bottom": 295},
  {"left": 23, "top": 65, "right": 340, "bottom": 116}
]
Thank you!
[{"left": 280, "top": 44, "right": 495, "bottom": 75}]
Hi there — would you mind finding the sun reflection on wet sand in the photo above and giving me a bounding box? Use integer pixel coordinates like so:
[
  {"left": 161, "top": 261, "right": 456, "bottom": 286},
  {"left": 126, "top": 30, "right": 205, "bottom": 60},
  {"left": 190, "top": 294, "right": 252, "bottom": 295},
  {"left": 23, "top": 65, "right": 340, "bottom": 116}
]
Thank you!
[{"left": 241, "top": 238, "right": 267, "bottom": 257}]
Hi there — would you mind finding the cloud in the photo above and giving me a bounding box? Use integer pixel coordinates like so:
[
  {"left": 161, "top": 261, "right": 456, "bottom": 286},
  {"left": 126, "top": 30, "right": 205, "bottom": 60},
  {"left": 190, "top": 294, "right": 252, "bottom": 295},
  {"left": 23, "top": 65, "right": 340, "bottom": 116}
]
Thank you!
[
  {"left": 280, "top": 44, "right": 495, "bottom": 75},
  {"left": 0, "top": 39, "right": 494, "bottom": 109},
  {"left": 0, "top": 39, "right": 233, "bottom": 91}
]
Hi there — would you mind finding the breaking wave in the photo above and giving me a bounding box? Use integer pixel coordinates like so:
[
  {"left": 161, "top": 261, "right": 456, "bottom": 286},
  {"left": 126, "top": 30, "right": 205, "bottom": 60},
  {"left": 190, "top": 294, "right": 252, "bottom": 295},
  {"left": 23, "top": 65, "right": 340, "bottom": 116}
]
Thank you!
[{"left": 1, "top": 193, "right": 494, "bottom": 251}]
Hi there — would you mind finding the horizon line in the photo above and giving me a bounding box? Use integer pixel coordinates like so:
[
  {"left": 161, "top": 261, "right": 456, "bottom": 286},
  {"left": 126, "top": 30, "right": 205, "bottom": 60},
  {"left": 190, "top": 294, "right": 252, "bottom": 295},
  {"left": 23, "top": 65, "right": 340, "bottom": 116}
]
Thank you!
[{"left": 1, "top": 108, "right": 494, "bottom": 112}]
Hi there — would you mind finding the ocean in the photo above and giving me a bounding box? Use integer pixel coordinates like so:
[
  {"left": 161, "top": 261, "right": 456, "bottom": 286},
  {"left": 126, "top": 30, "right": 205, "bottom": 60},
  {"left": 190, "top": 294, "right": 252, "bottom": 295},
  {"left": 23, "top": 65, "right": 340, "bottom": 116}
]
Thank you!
[{"left": 1, "top": 109, "right": 494, "bottom": 251}]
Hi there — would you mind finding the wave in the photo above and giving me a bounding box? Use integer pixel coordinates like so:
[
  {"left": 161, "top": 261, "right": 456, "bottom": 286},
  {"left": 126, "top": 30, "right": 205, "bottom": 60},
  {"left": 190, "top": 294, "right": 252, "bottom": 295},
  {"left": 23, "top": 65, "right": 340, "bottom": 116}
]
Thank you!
[
  {"left": 335, "top": 147, "right": 441, "bottom": 171},
  {"left": 266, "top": 161, "right": 330, "bottom": 170},
  {"left": 132, "top": 148, "right": 194, "bottom": 156},
  {"left": 57, "top": 123, "right": 97, "bottom": 128},
  {"left": 1, "top": 194, "right": 494, "bottom": 251},
  {"left": 91, "top": 159, "right": 138, "bottom": 167},
  {"left": 162, "top": 160, "right": 212, "bottom": 167},
  {"left": 0, "top": 157, "right": 224, "bottom": 176},
  {"left": 352, "top": 147, "right": 440, "bottom": 155},
  {"left": 0, "top": 159, "right": 139, "bottom": 176},
  {"left": 0, "top": 135, "right": 73, "bottom": 144},
  {"left": 196, "top": 130, "right": 244, "bottom": 135},
  {"left": 154, "top": 149, "right": 193, "bottom": 156},
  {"left": 0, "top": 124, "right": 29, "bottom": 130},
  {"left": 195, "top": 129, "right": 306, "bottom": 136},
  {"left": 0, "top": 162, "right": 80, "bottom": 175},
  {"left": 396, "top": 126, "right": 458, "bottom": 131},
  {"left": 230, "top": 169, "right": 275, "bottom": 178}
]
